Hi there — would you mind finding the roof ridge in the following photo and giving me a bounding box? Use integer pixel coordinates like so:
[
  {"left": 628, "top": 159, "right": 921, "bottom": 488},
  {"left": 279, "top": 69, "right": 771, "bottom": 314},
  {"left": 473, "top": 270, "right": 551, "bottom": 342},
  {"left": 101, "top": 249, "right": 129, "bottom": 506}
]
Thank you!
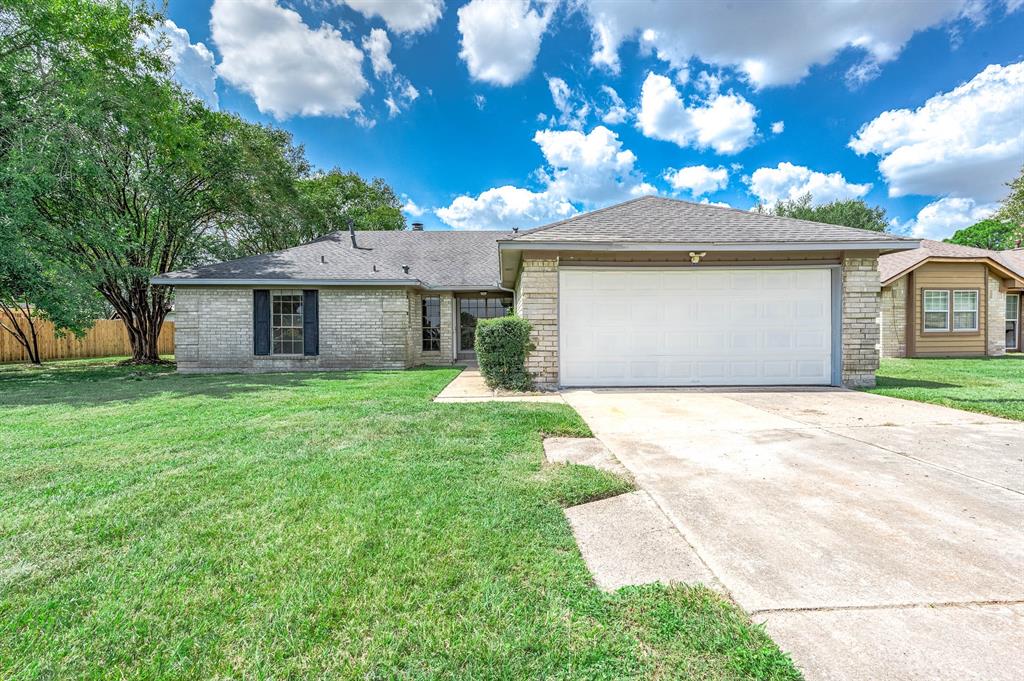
[{"left": 508, "top": 195, "right": 653, "bottom": 240}]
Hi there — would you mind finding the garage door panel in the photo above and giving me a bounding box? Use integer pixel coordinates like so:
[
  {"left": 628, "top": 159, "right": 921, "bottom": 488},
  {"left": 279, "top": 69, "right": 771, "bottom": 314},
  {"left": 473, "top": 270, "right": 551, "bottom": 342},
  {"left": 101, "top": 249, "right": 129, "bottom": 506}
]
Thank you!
[{"left": 559, "top": 268, "right": 833, "bottom": 387}]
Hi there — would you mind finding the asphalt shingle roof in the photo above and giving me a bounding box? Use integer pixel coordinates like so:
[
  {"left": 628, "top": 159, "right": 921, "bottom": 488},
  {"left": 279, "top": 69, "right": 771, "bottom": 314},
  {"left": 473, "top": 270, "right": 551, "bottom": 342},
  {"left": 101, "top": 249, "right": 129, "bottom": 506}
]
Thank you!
[
  {"left": 506, "top": 196, "right": 913, "bottom": 244},
  {"left": 155, "top": 230, "right": 511, "bottom": 288},
  {"left": 878, "top": 240, "right": 1024, "bottom": 283}
]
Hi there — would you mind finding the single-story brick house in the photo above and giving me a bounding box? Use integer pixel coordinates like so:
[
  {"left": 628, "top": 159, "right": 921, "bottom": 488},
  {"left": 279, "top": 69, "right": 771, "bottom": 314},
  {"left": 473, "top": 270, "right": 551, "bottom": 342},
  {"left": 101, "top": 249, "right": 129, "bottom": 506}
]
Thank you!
[
  {"left": 878, "top": 240, "right": 1024, "bottom": 358},
  {"left": 153, "top": 196, "right": 919, "bottom": 388}
]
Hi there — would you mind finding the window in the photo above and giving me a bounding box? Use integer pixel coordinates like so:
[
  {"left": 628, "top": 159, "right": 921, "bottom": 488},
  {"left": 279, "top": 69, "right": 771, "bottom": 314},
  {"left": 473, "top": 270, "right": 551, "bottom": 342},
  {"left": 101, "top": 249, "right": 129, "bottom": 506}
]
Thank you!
[
  {"left": 952, "top": 290, "right": 979, "bottom": 331},
  {"left": 458, "top": 296, "right": 513, "bottom": 351},
  {"left": 422, "top": 297, "right": 440, "bottom": 352},
  {"left": 923, "top": 290, "right": 949, "bottom": 331},
  {"left": 1008, "top": 294, "right": 1020, "bottom": 350},
  {"left": 271, "top": 290, "right": 304, "bottom": 354}
]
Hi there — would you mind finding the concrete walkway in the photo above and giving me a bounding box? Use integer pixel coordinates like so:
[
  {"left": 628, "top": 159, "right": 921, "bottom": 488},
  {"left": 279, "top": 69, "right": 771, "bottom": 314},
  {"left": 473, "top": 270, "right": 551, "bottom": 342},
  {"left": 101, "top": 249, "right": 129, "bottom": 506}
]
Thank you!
[
  {"left": 434, "top": 368, "right": 564, "bottom": 403},
  {"left": 561, "top": 388, "right": 1024, "bottom": 681}
]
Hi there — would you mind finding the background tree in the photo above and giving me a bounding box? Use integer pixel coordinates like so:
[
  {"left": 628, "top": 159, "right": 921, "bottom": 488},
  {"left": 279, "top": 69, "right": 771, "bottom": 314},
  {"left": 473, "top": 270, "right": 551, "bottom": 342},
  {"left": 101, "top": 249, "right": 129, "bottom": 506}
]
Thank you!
[
  {"left": 756, "top": 193, "right": 889, "bottom": 232},
  {"left": 947, "top": 218, "right": 1019, "bottom": 250},
  {"left": 994, "top": 165, "right": 1023, "bottom": 244}
]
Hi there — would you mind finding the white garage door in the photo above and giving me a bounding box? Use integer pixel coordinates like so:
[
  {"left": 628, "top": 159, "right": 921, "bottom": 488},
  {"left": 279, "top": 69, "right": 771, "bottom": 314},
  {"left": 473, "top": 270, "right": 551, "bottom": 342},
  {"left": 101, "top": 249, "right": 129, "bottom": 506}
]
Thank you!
[{"left": 559, "top": 268, "right": 834, "bottom": 387}]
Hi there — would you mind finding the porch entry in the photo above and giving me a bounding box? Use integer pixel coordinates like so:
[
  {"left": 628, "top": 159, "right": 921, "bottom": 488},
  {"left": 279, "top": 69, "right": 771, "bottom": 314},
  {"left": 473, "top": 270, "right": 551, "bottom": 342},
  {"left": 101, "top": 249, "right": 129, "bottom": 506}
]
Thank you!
[{"left": 456, "top": 294, "right": 514, "bottom": 361}]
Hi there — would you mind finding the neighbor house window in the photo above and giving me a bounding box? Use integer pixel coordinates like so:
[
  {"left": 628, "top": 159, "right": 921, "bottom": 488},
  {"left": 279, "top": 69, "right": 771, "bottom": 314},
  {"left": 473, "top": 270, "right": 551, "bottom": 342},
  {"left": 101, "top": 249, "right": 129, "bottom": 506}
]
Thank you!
[
  {"left": 923, "top": 290, "right": 949, "bottom": 332},
  {"left": 1008, "top": 294, "right": 1020, "bottom": 350},
  {"left": 952, "top": 290, "right": 979, "bottom": 331},
  {"left": 422, "top": 296, "right": 440, "bottom": 352},
  {"left": 272, "top": 290, "right": 304, "bottom": 354}
]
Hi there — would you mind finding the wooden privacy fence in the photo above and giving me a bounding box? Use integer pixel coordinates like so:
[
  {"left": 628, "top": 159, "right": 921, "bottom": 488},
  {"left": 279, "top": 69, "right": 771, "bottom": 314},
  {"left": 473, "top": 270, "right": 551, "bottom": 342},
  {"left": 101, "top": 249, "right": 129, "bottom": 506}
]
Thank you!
[{"left": 0, "top": 316, "right": 175, "bottom": 363}]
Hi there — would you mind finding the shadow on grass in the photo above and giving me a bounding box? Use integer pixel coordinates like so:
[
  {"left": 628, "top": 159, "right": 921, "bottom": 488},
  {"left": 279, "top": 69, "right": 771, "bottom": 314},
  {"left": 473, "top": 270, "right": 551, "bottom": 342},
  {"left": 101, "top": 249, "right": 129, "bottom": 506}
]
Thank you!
[
  {"left": 0, "top": 361, "right": 384, "bottom": 408},
  {"left": 874, "top": 377, "right": 960, "bottom": 389}
]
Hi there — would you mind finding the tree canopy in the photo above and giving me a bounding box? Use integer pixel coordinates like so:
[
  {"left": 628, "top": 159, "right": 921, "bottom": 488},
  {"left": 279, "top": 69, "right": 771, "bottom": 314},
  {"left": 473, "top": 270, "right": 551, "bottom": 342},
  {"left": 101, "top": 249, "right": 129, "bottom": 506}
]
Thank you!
[
  {"left": 756, "top": 194, "right": 889, "bottom": 232},
  {"left": 1, "top": 0, "right": 406, "bottom": 363},
  {"left": 946, "top": 166, "right": 1024, "bottom": 250}
]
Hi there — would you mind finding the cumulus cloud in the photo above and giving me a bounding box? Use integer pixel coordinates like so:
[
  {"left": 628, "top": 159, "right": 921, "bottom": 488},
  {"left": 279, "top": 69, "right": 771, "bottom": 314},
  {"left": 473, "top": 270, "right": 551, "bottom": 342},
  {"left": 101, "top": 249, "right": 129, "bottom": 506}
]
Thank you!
[
  {"left": 457, "top": 0, "right": 552, "bottom": 86},
  {"left": 746, "top": 162, "right": 872, "bottom": 205},
  {"left": 341, "top": 0, "right": 444, "bottom": 34},
  {"left": 361, "top": 28, "right": 393, "bottom": 77},
  {"left": 436, "top": 125, "right": 655, "bottom": 229},
  {"left": 546, "top": 76, "right": 590, "bottom": 129},
  {"left": 771, "top": 121, "right": 784, "bottom": 134},
  {"left": 599, "top": 85, "right": 629, "bottom": 125},
  {"left": 582, "top": 0, "right": 976, "bottom": 88},
  {"left": 212, "top": 0, "right": 367, "bottom": 120},
  {"left": 850, "top": 61, "right": 1024, "bottom": 203},
  {"left": 636, "top": 73, "right": 757, "bottom": 154},
  {"left": 145, "top": 20, "right": 218, "bottom": 108},
  {"left": 402, "top": 196, "right": 426, "bottom": 217},
  {"left": 435, "top": 186, "right": 576, "bottom": 230},
  {"left": 896, "top": 197, "right": 999, "bottom": 239},
  {"left": 664, "top": 165, "right": 729, "bottom": 197}
]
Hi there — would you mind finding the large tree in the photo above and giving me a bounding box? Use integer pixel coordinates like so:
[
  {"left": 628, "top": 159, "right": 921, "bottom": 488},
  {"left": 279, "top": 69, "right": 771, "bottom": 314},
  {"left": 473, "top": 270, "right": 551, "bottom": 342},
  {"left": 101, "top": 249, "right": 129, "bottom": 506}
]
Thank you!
[
  {"left": 757, "top": 193, "right": 889, "bottom": 232},
  {"left": 947, "top": 218, "right": 1020, "bottom": 250}
]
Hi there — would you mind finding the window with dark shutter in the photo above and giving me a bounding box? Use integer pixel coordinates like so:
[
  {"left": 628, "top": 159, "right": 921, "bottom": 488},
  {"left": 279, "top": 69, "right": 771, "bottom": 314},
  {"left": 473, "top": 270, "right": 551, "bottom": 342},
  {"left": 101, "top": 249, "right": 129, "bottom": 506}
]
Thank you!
[
  {"left": 253, "top": 290, "right": 271, "bottom": 355},
  {"left": 303, "top": 290, "right": 319, "bottom": 356}
]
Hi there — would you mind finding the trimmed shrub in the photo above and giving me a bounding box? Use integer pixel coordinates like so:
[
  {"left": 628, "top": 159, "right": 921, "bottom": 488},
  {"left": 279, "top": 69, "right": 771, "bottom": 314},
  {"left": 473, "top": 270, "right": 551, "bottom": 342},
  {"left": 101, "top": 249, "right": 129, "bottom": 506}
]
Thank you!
[{"left": 475, "top": 315, "right": 534, "bottom": 391}]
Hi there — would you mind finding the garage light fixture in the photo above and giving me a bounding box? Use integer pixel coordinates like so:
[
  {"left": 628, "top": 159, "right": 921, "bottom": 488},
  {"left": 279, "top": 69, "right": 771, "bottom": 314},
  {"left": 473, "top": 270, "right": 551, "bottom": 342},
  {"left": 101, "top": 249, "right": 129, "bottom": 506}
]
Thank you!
[{"left": 689, "top": 251, "right": 707, "bottom": 265}]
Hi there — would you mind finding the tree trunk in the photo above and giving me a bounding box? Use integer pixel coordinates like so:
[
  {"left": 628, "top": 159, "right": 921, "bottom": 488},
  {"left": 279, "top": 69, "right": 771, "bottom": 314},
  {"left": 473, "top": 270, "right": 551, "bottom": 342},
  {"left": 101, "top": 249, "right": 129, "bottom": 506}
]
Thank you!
[
  {"left": 0, "top": 301, "right": 42, "bottom": 365},
  {"left": 97, "top": 279, "right": 168, "bottom": 365}
]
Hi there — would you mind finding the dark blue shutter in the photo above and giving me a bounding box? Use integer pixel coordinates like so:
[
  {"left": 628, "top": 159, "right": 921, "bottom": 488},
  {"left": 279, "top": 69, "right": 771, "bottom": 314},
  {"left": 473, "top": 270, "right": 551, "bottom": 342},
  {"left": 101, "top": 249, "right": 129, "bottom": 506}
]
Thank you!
[
  {"left": 303, "top": 289, "right": 319, "bottom": 356},
  {"left": 253, "top": 290, "right": 270, "bottom": 356}
]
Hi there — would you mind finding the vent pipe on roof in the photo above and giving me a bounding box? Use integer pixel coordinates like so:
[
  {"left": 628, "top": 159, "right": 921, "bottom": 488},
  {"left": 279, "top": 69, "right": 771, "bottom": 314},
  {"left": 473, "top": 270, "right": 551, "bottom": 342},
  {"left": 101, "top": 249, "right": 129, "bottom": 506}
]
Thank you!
[
  {"left": 411, "top": 222, "right": 424, "bottom": 231},
  {"left": 402, "top": 265, "right": 410, "bottom": 274},
  {"left": 347, "top": 218, "right": 357, "bottom": 248}
]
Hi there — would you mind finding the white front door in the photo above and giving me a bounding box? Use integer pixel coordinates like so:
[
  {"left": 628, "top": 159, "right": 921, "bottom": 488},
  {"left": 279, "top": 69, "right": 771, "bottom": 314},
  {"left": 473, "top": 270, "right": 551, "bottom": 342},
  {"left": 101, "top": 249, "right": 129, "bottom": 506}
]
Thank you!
[{"left": 559, "top": 267, "right": 834, "bottom": 387}]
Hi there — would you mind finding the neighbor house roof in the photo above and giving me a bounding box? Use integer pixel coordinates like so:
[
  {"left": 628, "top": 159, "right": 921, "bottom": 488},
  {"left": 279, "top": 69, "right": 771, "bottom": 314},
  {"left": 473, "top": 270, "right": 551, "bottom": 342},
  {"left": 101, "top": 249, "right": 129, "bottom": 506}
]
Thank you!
[
  {"left": 152, "top": 230, "right": 512, "bottom": 289},
  {"left": 503, "top": 196, "right": 916, "bottom": 248},
  {"left": 879, "top": 239, "right": 1024, "bottom": 285}
]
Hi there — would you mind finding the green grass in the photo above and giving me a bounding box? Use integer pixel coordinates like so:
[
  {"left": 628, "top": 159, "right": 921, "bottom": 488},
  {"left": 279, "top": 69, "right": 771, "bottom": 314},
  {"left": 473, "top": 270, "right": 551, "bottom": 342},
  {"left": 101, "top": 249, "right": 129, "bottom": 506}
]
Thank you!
[
  {"left": 0, "top": 359, "right": 798, "bottom": 680},
  {"left": 867, "top": 356, "right": 1024, "bottom": 421}
]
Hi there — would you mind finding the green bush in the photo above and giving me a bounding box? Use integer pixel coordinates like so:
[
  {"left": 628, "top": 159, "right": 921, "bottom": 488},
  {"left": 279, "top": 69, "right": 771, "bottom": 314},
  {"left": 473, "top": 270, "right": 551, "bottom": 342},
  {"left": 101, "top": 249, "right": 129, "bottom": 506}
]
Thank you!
[{"left": 475, "top": 315, "right": 534, "bottom": 391}]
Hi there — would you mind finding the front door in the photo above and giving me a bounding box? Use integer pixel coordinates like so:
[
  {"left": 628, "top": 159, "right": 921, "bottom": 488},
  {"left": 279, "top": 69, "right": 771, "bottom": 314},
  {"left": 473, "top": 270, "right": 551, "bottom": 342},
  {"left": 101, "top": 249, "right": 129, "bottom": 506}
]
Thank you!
[{"left": 458, "top": 295, "right": 513, "bottom": 359}]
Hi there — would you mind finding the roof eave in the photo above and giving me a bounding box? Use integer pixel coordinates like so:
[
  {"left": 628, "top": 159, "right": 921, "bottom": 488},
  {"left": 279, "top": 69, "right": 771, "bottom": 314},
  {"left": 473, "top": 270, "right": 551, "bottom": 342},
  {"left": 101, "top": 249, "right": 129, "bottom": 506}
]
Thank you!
[
  {"left": 880, "top": 255, "right": 1024, "bottom": 287},
  {"left": 150, "top": 277, "right": 421, "bottom": 287}
]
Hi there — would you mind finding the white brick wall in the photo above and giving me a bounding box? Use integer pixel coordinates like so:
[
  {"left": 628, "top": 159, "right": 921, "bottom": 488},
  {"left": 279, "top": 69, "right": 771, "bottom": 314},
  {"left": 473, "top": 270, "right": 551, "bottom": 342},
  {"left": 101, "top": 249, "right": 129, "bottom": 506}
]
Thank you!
[
  {"left": 173, "top": 286, "right": 410, "bottom": 372},
  {"left": 406, "top": 291, "right": 455, "bottom": 366},
  {"left": 987, "top": 275, "right": 1007, "bottom": 356},
  {"left": 515, "top": 257, "right": 559, "bottom": 388},
  {"left": 879, "top": 278, "right": 907, "bottom": 358}
]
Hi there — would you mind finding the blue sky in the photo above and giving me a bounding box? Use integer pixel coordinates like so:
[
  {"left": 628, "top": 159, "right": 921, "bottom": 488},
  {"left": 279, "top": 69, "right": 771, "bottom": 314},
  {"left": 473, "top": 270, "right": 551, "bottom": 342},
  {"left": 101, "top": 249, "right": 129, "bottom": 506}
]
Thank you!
[{"left": 159, "top": 0, "right": 1024, "bottom": 239}]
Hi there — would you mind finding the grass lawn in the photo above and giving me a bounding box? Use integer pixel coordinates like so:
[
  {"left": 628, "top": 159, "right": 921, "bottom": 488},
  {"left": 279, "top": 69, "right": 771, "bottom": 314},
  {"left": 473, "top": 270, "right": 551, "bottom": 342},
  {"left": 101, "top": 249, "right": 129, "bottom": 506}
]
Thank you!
[
  {"left": 0, "top": 359, "right": 798, "bottom": 680},
  {"left": 867, "top": 355, "right": 1024, "bottom": 421}
]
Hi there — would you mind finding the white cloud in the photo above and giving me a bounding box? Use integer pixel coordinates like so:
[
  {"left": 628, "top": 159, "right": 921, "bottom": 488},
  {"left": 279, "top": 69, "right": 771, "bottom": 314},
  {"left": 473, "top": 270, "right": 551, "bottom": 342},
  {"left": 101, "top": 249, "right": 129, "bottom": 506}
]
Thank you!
[
  {"left": 145, "top": 20, "right": 219, "bottom": 108},
  {"left": 771, "top": 120, "right": 784, "bottom": 134},
  {"left": 582, "top": 0, "right": 977, "bottom": 88},
  {"left": 546, "top": 76, "right": 590, "bottom": 129},
  {"left": 664, "top": 165, "right": 729, "bottom": 197},
  {"left": 534, "top": 126, "right": 655, "bottom": 206},
  {"left": 341, "top": 0, "right": 444, "bottom": 34},
  {"left": 361, "top": 27, "right": 393, "bottom": 77},
  {"left": 436, "top": 125, "right": 656, "bottom": 229},
  {"left": 212, "top": 0, "right": 367, "bottom": 120},
  {"left": 897, "top": 197, "right": 999, "bottom": 239},
  {"left": 599, "top": 85, "right": 629, "bottom": 125},
  {"left": 474, "top": 94, "right": 487, "bottom": 109},
  {"left": 636, "top": 73, "right": 757, "bottom": 154},
  {"left": 747, "top": 162, "right": 872, "bottom": 205},
  {"left": 402, "top": 196, "right": 426, "bottom": 217},
  {"left": 457, "top": 0, "right": 552, "bottom": 86},
  {"left": 850, "top": 61, "right": 1024, "bottom": 203},
  {"left": 435, "top": 186, "right": 576, "bottom": 230}
]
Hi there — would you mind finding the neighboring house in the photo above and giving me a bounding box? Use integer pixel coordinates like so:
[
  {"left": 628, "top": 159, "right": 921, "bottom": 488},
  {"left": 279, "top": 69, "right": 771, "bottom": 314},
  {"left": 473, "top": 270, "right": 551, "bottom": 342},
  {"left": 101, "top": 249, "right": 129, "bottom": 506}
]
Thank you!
[
  {"left": 878, "top": 240, "right": 1024, "bottom": 358},
  {"left": 152, "top": 196, "right": 917, "bottom": 388}
]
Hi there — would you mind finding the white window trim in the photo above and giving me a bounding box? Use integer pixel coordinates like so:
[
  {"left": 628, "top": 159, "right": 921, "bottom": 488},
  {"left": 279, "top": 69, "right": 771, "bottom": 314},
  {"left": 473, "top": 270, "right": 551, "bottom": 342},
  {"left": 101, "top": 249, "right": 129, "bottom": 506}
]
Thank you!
[
  {"left": 922, "top": 289, "right": 950, "bottom": 333},
  {"left": 1008, "top": 293, "right": 1020, "bottom": 350},
  {"left": 952, "top": 289, "right": 979, "bottom": 332},
  {"left": 271, "top": 289, "right": 304, "bottom": 355}
]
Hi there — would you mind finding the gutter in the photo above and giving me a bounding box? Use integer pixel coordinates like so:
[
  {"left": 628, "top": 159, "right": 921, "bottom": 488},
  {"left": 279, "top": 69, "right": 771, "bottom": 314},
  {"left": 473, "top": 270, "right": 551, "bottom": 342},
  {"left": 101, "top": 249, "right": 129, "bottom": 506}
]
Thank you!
[
  {"left": 150, "top": 277, "right": 421, "bottom": 287},
  {"left": 497, "top": 239, "right": 921, "bottom": 253}
]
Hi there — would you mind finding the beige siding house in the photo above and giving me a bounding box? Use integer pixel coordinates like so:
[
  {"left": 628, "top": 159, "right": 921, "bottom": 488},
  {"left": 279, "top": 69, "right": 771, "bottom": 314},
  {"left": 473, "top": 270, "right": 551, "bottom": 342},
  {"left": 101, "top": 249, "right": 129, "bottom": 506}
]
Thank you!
[
  {"left": 154, "top": 197, "right": 919, "bottom": 388},
  {"left": 878, "top": 241, "right": 1024, "bottom": 358}
]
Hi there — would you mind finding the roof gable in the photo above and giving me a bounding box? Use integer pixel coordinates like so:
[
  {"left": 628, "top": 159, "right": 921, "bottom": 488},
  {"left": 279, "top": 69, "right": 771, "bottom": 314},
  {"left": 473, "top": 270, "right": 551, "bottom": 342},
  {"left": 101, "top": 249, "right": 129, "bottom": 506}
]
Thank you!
[
  {"left": 506, "top": 196, "right": 914, "bottom": 246},
  {"left": 879, "top": 240, "right": 1024, "bottom": 284}
]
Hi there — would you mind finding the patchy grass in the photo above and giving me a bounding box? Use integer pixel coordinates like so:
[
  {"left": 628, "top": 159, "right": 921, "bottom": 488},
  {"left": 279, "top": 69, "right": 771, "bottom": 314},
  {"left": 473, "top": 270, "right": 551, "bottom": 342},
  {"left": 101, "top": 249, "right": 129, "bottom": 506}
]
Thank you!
[
  {"left": 866, "top": 356, "right": 1024, "bottom": 421},
  {"left": 0, "top": 359, "right": 799, "bottom": 680}
]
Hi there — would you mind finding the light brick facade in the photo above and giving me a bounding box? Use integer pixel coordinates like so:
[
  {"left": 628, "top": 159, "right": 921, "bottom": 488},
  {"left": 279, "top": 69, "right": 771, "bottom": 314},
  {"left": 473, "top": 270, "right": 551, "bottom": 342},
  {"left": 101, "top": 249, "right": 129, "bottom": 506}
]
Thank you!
[
  {"left": 987, "top": 275, "right": 1007, "bottom": 356},
  {"left": 174, "top": 286, "right": 414, "bottom": 372},
  {"left": 407, "top": 291, "right": 455, "bottom": 366},
  {"left": 515, "top": 256, "right": 559, "bottom": 388},
  {"left": 879, "top": 277, "right": 907, "bottom": 358},
  {"left": 841, "top": 256, "right": 881, "bottom": 388}
]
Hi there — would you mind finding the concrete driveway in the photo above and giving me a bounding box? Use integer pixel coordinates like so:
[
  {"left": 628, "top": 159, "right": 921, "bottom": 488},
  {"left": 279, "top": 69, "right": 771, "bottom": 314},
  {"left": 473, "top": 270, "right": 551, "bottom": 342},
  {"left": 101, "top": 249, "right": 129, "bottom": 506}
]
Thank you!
[{"left": 561, "top": 388, "right": 1024, "bottom": 681}]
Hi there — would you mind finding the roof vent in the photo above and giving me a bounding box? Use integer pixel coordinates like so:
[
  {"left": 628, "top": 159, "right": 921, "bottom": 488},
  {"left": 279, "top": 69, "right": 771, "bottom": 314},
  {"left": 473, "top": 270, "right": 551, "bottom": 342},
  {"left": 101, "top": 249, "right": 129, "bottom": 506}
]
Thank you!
[
  {"left": 411, "top": 222, "right": 424, "bottom": 231},
  {"left": 513, "top": 227, "right": 519, "bottom": 233},
  {"left": 402, "top": 265, "right": 410, "bottom": 274},
  {"left": 321, "top": 255, "right": 326, "bottom": 264}
]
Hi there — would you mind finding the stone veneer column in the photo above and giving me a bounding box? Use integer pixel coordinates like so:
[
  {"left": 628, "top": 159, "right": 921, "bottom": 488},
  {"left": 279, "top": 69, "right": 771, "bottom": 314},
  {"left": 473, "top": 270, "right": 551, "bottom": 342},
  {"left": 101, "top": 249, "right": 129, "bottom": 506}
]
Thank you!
[
  {"left": 842, "top": 256, "right": 881, "bottom": 387},
  {"left": 879, "top": 277, "right": 907, "bottom": 358},
  {"left": 987, "top": 275, "right": 1007, "bottom": 356},
  {"left": 516, "top": 256, "right": 559, "bottom": 388}
]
